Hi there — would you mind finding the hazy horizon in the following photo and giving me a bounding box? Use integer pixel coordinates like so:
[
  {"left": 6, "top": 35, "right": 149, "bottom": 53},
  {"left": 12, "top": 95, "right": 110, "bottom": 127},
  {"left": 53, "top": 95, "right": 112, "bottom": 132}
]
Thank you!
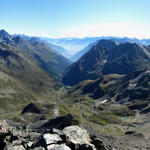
[{"left": 1, "top": 0, "right": 150, "bottom": 39}]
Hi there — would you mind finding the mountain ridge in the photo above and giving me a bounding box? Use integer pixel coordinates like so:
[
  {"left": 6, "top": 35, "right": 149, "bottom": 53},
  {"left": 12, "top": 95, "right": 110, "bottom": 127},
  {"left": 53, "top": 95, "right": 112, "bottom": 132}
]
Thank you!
[
  {"left": 62, "top": 40, "right": 150, "bottom": 86},
  {"left": 0, "top": 29, "right": 71, "bottom": 79}
]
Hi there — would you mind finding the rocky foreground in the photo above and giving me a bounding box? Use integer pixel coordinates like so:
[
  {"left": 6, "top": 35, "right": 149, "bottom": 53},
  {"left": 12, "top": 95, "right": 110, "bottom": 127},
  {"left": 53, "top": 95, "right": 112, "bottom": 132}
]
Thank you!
[{"left": 0, "top": 114, "right": 110, "bottom": 150}]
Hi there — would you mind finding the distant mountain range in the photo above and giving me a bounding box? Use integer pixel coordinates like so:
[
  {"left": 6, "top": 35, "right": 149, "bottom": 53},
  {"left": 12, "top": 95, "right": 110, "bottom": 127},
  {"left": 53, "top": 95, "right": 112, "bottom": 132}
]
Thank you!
[
  {"left": 16, "top": 34, "right": 150, "bottom": 62},
  {"left": 41, "top": 37, "right": 100, "bottom": 55},
  {"left": 70, "top": 37, "right": 150, "bottom": 62},
  {"left": 62, "top": 39, "right": 150, "bottom": 86}
]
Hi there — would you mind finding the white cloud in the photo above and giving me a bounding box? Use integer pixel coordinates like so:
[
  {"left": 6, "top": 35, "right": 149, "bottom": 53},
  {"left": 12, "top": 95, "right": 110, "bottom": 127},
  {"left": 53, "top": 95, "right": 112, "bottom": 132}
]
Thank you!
[{"left": 59, "top": 21, "right": 150, "bottom": 39}]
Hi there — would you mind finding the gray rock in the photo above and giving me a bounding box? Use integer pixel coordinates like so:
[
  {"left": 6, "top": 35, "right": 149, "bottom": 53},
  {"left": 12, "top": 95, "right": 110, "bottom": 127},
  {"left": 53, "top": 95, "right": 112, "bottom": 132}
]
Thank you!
[
  {"left": 43, "top": 133, "right": 63, "bottom": 145},
  {"left": 0, "top": 121, "right": 11, "bottom": 150},
  {"left": 53, "top": 128, "right": 64, "bottom": 135},
  {"left": 47, "top": 144, "right": 71, "bottom": 150},
  {"left": 62, "top": 125, "right": 96, "bottom": 150},
  {"left": 0, "top": 118, "right": 109, "bottom": 150},
  {"left": 0, "top": 120, "right": 10, "bottom": 133},
  {"left": 6, "top": 145, "right": 25, "bottom": 150},
  {"left": 63, "top": 125, "right": 91, "bottom": 144},
  {"left": 31, "top": 146, "right": 44, "bottom": 150},
  {"left": 91, "top": 137, "right": 108, "bottom": 150},
  {"left": 78, "top": 143, "right": 97, "bottom": 150},
  {"left": 32, "top": 133, "right": 63, "bottom": 148}
]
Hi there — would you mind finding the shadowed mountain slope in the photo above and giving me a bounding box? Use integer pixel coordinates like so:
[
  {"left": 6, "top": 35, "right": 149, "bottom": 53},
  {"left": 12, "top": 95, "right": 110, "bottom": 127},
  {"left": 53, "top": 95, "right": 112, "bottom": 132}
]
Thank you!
[
  {"left": 69, "top": 70, "right": 150, "bottom": 105},
  {"left": 0, "top": 30, "right": 71, "bottom": 79},
  {"left": 62, "top": 39, "right": 150, "bottom": 86}
]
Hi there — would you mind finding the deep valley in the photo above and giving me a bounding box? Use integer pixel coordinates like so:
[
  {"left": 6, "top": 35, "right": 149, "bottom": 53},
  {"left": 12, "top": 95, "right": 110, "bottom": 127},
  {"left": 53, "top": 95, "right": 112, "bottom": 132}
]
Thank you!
[{"left": 0, "top": 29, "right": 150, "bottom": 150}]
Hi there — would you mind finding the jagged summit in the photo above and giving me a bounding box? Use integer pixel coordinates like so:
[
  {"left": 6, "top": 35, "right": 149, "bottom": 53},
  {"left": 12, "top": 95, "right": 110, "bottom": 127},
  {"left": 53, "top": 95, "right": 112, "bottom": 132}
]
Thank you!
[
  {"left": 0, "top": 29, "right": 11, "bottom": 39},
  {"left": 96, "top": 39, "right": 119, "bottom": 50}
]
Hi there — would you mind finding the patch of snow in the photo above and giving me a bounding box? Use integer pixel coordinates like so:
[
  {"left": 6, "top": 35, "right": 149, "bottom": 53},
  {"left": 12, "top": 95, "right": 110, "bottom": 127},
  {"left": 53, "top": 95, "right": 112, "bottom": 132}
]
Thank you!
[
  {"left": 145, "top": 70, "right": 150, "bottom": 74},
  {"left": 100, "top": 99, "right": 108, "bottom": 104},
  {"left": 104, "top": 60, "right": 107, "bottom": 63},
  {"left": 128, "top": 83, "right": 137, "bottom": 88}
]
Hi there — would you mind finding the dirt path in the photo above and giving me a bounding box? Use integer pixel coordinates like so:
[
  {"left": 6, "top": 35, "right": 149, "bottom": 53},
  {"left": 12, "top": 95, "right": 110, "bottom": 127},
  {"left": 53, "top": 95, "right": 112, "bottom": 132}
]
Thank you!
[
  {"left": 54, "top": 87, "right": 65, "bottom": 117},
  {"left": 57, "top": 87, "right": 63, "bottom": 103}
]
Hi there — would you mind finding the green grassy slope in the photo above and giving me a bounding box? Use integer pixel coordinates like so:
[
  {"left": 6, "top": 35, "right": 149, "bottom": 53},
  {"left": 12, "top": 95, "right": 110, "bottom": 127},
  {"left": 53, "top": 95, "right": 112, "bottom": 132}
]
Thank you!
[{"left": 0, "top": 41, "right": 60, "bottom": 116}]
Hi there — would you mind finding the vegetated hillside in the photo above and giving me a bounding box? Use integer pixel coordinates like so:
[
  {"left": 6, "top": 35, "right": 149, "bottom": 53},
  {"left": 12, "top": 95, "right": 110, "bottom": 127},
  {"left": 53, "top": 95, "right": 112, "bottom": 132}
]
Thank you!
[
  {"left": 28, "top": 39, "right": 71, "bottom": 78},
  {"left": 0, "top": 30, "right": 65, "bottom": 115},
  {"left": 0, "top": 41, "right": 60, "bottom": 114},
  {"left": 19, "top": 34, "right": 72, "bottom": 59},
  {"left": 17, "top": 34, "right": 72, "bottom": 59},
  {"left": 62, "top": 39, "right": 150, "bottom": 86},
  {"left": 58, "top": 69, "right": 150, "bottom": 149},
  {"left": 69, "top": 70, "right": 150, "bottom": 105},
  {"left": 1, "top": 30, "right": 71, "bottom": 79}
]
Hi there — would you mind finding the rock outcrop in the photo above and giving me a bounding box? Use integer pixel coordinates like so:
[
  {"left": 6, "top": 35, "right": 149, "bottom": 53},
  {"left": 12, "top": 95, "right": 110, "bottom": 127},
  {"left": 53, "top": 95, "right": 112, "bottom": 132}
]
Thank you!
[
  {"left": 21, "top": 103, "right": 42, "bottom": 114},
  {"left": 32, "top": 125, "right": 97, "bottom": 150},
  {"left": 0, "top": 115, "right": 109, "bottom": 150},
  {"left": 0, "top": 120, "right": 11, "bottom": 150}
]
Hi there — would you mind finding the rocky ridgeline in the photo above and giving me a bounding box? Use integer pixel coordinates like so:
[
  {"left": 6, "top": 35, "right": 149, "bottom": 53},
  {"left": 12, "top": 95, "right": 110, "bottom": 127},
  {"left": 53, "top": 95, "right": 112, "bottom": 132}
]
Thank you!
[{"left": 0, "top": 114, "right": 110, "bottom": 150}]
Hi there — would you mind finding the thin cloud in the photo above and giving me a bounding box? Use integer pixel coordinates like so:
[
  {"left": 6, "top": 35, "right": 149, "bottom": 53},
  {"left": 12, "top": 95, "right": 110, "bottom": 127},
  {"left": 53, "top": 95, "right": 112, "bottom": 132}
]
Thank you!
[{"left": 59, "top": 22, "right": 150, "bottom": 39}]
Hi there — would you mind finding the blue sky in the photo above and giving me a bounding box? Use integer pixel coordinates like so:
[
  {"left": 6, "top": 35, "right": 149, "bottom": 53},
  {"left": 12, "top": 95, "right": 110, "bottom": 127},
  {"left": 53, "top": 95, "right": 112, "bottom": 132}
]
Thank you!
[{"left": 0, "top": 0, "right": 150, "bottom": 38}]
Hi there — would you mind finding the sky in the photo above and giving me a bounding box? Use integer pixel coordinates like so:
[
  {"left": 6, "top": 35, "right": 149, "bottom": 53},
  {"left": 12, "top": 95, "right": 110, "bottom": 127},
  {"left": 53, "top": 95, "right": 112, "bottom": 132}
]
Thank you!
[{"left": 0, "top": 0, "right": 150, "bottom": 38}]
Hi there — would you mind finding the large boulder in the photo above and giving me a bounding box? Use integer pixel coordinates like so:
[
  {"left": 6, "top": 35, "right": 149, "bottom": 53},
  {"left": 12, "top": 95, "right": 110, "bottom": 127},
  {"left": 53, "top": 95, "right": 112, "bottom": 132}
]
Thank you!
[
  {"left": 47, "top": 144, "right": 71, "bottom": 150},
  {"left": 62, "top": 126, "right": 96, "bottom": 150},
  {"left": 43, "top": 133, "right": 63, "bottom": 145},
  {"left": 32, "top": 125, "right": 97, "bottom": 150},
  {"left": 63, "top": 125, "right": 91, "bottom": 144},
  {"left": 32, "top": 133, "right": 63, "bottom": 148}
]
